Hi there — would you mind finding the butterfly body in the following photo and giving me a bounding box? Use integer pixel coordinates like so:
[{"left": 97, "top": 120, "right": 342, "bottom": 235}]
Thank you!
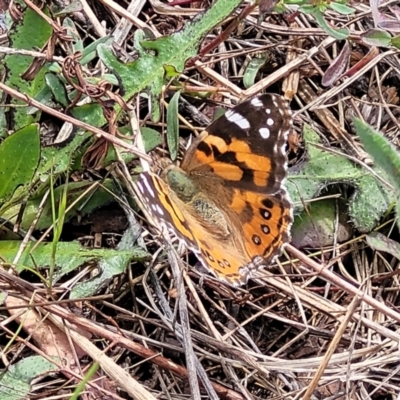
[{"left": 137, "top": 94, "right": 293, "bottom": 285}]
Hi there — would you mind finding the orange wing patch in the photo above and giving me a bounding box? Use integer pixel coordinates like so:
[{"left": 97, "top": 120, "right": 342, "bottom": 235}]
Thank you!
[{"left": 230, "top": 188, "right": 292, "bottom": 264}]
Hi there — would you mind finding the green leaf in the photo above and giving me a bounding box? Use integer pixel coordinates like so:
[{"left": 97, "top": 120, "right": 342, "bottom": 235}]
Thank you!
[
  {"left": 80, "top": 36, "right": 114, "bottom": 66},
  {"left": 243, "top": 54, "right": 269, "bottom": 89},
  {"left": 0, "top": 124, "right": 40, "bottom": 207},
  {"left": 0, "top": 356, "right": 58, "bottom": 400},
  {"left": 4, "top": 6, "right": 53, "bottom": 130},
  {"left": 62, "top": 17, "right": 83, "bottom": 53},
  {"left": 36, "top": 131, "right": 92, "bottom": 186},
  {"left": 353, "top": 118, "right": 400, "bottom": 230},
  {"left": 288, "top": 125, "right": 395, "bottom": 232},
  {"left": 0, "top": 240, "right": 149, "bottom": 279},
  {"left": 313, "top": 10, "right": 349, "bottom": 40},
  {"left": 2, "top": 180, "right": 115, "bottom": 231},
  {"left": 366, "top": 231, "right": 400, "bottom": 260},
  {"left": 45, "top": 73, "right": 68, "bottom": 107},
  {"left": 361, "top": 29, "right": 392, "bottom": 47},
  {"left": 98, "top": 0, "right": 242, "bottom": 116},
  {"left": 390, "top": 34, "right": 400, "bottom": 49},
  {"left": 298, "top": 4, "right": 316, "bottom": 13},
  {"left": 328, "top": 2, "right": 355, "bottom": 14},
  {"left": 71, "top": 103, "right": 107, "bottom": 127},
  {"left": 292, "top": 199, "right": 352, "bottom": 248},
  {"left": 103, "top": 126, "right": 162, "bottom": 165},
  {"left": 70, "top": 228, "right": 149, "bottom": 299},
  {"left": 167, "top": 91, "right": 181, "bottom": 161},
  {"left": 53, "top": 0, "right": 83, "bottom": 17},
  {"left": 353, "top": 118, "right": 400, "bottom": 192}
]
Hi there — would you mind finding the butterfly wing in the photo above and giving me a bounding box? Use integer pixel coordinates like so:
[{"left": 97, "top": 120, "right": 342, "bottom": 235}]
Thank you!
[
  {"left": 136, "top": 171, "right": 251, "bottom": 285},
  {"left": 182, "top": 94, "right": 292, "bottom": 195},
  {"left": 184, "top": 94, "right": 293, "bottom": 276},
  {"left": 138, "top": 94, "right": 293, "bottom": 285}
]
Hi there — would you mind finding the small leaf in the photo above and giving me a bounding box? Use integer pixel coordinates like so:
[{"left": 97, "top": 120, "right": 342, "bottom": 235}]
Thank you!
[
  {"left": 0, "top": 240, "right": 148, "bottom": 278},
  {"left": 167, "top": 91, "right": 181, "bottom": 161},
  {"left": 45, "top": 73, "right": 68, "bottom": 107},
  {"left": 366, "top": 232, "right": 400, "bottom": 260},
  {"left": 390, "top": 34, "right": 400, "bottom": 48},
  {"left": 322, "top": 41, "right": 351, "bottom": 87},
  {"left": 62, "top": 18, "right": 83, "bottom": 53},
  {"left": 353, "top": 118, "right": 400, "bottom": 192},
  {"left": 54, "top": 0, "right": 83, "bottom": 16},
  {"left": 80, "top": 35, "right": 114, "bottom": 66},
  {"left": 378, "top": 20, "right": 400, "bottom": 33},
  {"left": 259, "top": 0, "right": 280, "bottom": 14},
  {"left": 0, "top": 356, "right": 58, "bottom": 400},
  {"left": 353, "top": 118, "right": 400, "bottom": 230},
  {"left": 243, "top": 54, "right": 269, "bottom": 89},
  {"left": 328, "top": 2, "right": 355, "bottom": 14},
  {"left": 313, "top": 10, "right": 349, "bottom": 40},
  {"left": 361, "top": 29, "right": 392, "bottom": 47},
  {"left": 299, "top": 4, "right": 317, "bottom": 14},
  {"left": 0, "top": 125, "right": 40, "bottom": 205}
]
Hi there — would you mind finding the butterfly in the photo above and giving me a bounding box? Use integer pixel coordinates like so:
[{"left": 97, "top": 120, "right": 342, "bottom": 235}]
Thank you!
[{"left": 136, "top": 94, "right": 293, "bottom": 286}]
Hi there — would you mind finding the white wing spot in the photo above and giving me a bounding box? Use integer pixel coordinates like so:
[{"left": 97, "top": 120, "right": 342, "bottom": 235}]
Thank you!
[
  {"left": 225, "top": 109, "right": 234, "bottom": 118},
  {"left": 141, "top": 176, "right": 155, "bottom": 198},
  {"left": 155, "top": 205, "right": 164, "bottom": 216},
  {"left": 251, "top": 97, "right": 263, "bottom": 107},
  {"left": 226, "top": 112, "right": 250, "bottom": 129},
  {"left": 265, "top": 108, "right": 271, "bottom": 114},
  {"left": 267, "top": 118, "right": 274, "bottom": 126},
  {"left": 259, "top": 128, "right": 270, "bottom": 139}
]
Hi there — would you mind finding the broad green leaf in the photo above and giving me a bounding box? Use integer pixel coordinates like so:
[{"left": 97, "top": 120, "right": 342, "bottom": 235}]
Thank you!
[
  {"left": 353, "top": 118, "right": 400, "bottom": 192},
  {"left": 4, "top": 6, "right": 53, "bottom": 130},
  {"left": 291, "top": 199, "right": 352, "bottom": 248},
  {"left": 26, "top": 85, "right": 54, "bottom": 115},
  {"left": 288, "top": 125, "right": 395, "bottom": 232},
  {"left": 2, "top": 180, "right": 116, "bottom": 231},
  {"left": 37, "top": 131, "right": 91, "bottom": 185},
  {"left": 0, "top": 124, "right": 40, "bottom": 207},
  {"left": 0, "top": 356, "right": 57, "bottom": 400},
  {"left": 0, "top": 240, "right": 148, "bottom": 279},
  {"left": 98, "top": 0, "right": 242, "bottom": 117},
  {"left": 361, "top": 29, "right": 392, "bottom": 47},
  {"left": 167, "top": 91, "right": 181, "bottom": 161},
  {"left": 53, "top": 0, "right": 83, "bottom": 16},
  {"left": 70, "top": 227, "right": 148, "bottom": 299},
  {"left": 353, "top": 118, "right": 400, "bottom": 230},
  {"left": 103, "top": 126, "right": 163, "bottom": 166},
  {"left": 71, "top": 103, "right": 107, "bottom": 126}
]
